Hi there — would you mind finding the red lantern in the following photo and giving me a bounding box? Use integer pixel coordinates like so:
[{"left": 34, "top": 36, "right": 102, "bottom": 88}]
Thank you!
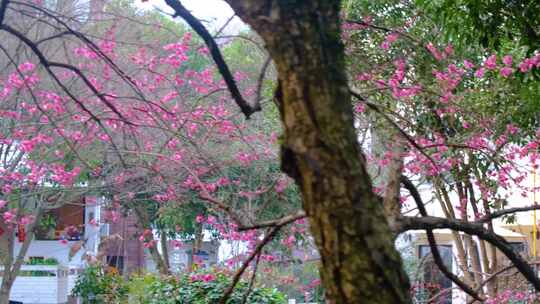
[{"left": 17, "top": 225, "right": 25, "bottom": 242}]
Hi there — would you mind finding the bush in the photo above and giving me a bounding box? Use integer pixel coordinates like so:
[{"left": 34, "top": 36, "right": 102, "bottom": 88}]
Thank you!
[
  {"left": 74, "top": 266, "right": 285, "bottom": 304},
  {"left": 141, "top": 269, "right": 286, "bottom": 304},
  {"left": 71, "top": 265, "right": 128, "bottom": 304}
]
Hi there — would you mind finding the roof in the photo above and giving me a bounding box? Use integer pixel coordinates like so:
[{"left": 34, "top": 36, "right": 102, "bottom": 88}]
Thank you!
[{"left": 408, "top": 226, "right": 525, "bottom": 238}]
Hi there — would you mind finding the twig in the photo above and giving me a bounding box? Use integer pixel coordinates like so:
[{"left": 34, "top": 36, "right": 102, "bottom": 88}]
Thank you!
[
  {"left": 218, "top": 226, "right": 281, "bottom": 304},
  {"left": 478, "top": 205, "right": 540, "bottom": 223},
  {"left": 241, "top": 251, "right": 261, "bottom": 304},
  {"left": 254, "top": 56, "right": 272, "bottom": 109}
]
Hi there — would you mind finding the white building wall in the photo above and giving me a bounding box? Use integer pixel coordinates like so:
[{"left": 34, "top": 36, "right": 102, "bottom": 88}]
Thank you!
[{"left": 1, "top": 265, "right": 68, "bottom": 304}]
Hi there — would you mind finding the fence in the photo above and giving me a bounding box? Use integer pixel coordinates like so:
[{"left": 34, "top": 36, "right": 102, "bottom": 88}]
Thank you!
[{"left": 0, "top": 265, "right": 69, "bottom": 304}]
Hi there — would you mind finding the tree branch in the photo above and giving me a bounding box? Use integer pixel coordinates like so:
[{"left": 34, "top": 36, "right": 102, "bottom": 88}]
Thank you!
[
  {"left": 238, "top": 210, "right": 306, "bottom": 231},
  {"left": 218, "top": 225, "right": 281, "bottom": 304},
  {"left": 478, "top": 205, "right": 540, "bottom": 223},
  {"left": 401, "top": 176, "right": 484, "bottom": 301},
  {"left": 399, "top": 215, "right": 540, "bottom": 291}
]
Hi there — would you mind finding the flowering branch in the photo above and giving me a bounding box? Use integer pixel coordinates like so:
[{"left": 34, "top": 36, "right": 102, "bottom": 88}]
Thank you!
[
  {"left": 164, "top": 0, "right": 260, "bottom": 118},
  {"left": 218, "top": 225, "right": 281, "bottom": 304}
]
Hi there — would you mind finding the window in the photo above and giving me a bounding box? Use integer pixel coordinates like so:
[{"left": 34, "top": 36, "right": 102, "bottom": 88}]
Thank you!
[
  {"left": 416, "top": 245, "right": 453, "bottom": 304},
  {"left": 106, "top": 256, "right": 124, "bottom": 274}
]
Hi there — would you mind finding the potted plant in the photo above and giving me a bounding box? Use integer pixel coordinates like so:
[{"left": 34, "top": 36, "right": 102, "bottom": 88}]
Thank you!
[{"left": 36, "top": 214, "right": 57, "bottom": 240}]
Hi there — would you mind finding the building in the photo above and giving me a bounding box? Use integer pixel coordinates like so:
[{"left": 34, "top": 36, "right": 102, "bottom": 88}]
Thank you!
[
  {"left": 404, "top": 172, "right": 539, "bottom": 304},
  {"left": 1, "top": 196, "right": 219, "bottom": 304}
]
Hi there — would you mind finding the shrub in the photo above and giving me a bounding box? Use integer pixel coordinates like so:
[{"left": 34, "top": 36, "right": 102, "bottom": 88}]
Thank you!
[
  {"left": 141, "top": 269, "right": 286, "bottom": 304},
  {"left": 71, "top": 265, "right": 128, "bottom": 304},
  {"left": 74, "top": 266, "right": 285, "bottom": 304}
]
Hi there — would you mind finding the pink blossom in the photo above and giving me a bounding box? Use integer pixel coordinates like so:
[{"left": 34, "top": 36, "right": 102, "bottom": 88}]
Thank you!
[
  {"left": 20, "top": 140, "right": 35, "bottom": 153},
  {"left": 196, "top": 215, "right": 205, "bottom": 223},
  {"left": 426, "top": 42, "right": 442, "bottom": 61},
  {"left": 18, "top": 62, "right": 35, "bottom": 73},
  {"left": 380, "top": 41, "right": 390, "bottom": 50},
  {"left": 519, "top": 58, "right": 534, "bottom": 72},
  {"left": 500, "top": 67, "right": 513, "bottom": 78},
  {"left": 202, "top": 274, "right": 216, "bottom": 282},
  {"left": 463, "top": 60, "right": 474, "bottom": 69},
  {"left": 171, "top": 240, "right": 182, "bottom": 249},
  {"left": 0, "top": 200, "right": 6, "bottom": 209},
  {"left": 444, "top": 44, "right": 453, "bottom": 56},
  {"left": 380, "top": 33, "right": 399, "bottom": 50},
  {"left": 282, "top": 235, "right": 296, "bottom": 247},
  {"left": 474, "top": 67, "right": 485, "bottom": 78},
  {"left": 484, "top": 54, "right": 497, "bottom": 70},
  {"left": 2, "top": 185, "right": 12, "bottom": 194},
  {"left": 3, "top": 210, "right": 16, "bottom": 223},
  {"left": 356, "top": 73, "right": 371, "bottom": 81},
  {"left": 19, "top": 215, "right": 35, "bottom": 225},
  {"left": 502, "top": 55, "right": 513, "bottom": 66},
  {"left": 207, "top": 215, "right": 216, "bottom": 225},
  {"left": 354, "top": 103, "right": 365, "bottom": 113},
  {"left": 275, "top": 177, "right": 289, "bottom": 193}
]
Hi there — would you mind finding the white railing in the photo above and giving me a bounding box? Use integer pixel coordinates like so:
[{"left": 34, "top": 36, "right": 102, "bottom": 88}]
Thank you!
[
  {"left": 0, "top": 265, "right": 69, "bottom": 304},
  {"left": 287, "top": 300, "right": 319, "bottom": 304}
]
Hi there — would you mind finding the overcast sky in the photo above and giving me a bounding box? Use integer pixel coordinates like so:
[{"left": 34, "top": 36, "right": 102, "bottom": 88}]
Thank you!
[{"left": 137, "top": 0, "right": 245, "bottom": 33}]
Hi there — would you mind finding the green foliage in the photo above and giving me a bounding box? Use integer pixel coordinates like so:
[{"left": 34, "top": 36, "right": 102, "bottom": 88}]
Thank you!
[
  {"left": 346, "top": 0, "right": 540, "bottom": 139},
  {"left": 25, "top": 257, "right": 59, "bottom": 265},
  {"left": 126, "top": 273, "right": 160, "bottom": 303},
  {"left": 261, "top": 261, "right": 324, "bottom": 303},
  {"left": 140, "top": 270, "right": 286, "bottom": 304},
  {"left": 415, "top": 0, "right": 540, "bottom": 53},
  {"left": 37, "top": 213, "right": 57, "bottom": 230},
  {"left": 72, "top": 265, "right": 128, "bottom": 304},
  {"left": 80, "top": 269, "right": 286, "bottom": 304}
]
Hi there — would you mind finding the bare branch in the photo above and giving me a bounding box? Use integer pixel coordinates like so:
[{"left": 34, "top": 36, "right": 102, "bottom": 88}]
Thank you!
[
  {"left": 399, "top": 215, "right": 540, "bottom": 291},
  {"left": 401, "top": 176, "right": 484, "bottom": 301},
  {"left": 238, "top": 210, "right": 306, "bottom": 231},
  {"left": 478, "top": 205, "right": 540, "bottom": 223}
]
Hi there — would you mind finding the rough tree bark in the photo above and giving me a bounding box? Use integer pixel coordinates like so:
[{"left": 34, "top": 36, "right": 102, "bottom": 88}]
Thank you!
[{"left": 223, "top": 1, "right": 411, "bottom": 303}]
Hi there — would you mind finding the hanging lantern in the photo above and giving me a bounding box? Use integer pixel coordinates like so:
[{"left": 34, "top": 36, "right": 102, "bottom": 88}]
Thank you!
[{"left": 17, "top": 224, "right": 26, "bottom": 242}]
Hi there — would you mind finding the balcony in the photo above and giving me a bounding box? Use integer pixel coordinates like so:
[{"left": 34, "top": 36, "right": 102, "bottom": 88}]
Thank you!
[{"left": 34, "top": 204, "right": 85, "bottom": 241}]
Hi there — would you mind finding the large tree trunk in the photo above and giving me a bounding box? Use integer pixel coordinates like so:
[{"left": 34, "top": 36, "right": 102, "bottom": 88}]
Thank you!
[
  {"left": 225, "top": 1, "right": 411, "bottom": 303},
  {"left": 0, "top": 207, "right": 42, "bottom": 304},
  {"left": 131, "top": 204, "right": 169, "bottom": 275},
  {"left": 0, "top": 221, "right": 14, "bottom": 304}
]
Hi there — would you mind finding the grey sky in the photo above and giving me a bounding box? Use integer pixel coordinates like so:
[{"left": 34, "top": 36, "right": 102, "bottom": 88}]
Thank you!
[{"left": 137, "top": 0, "right": 245, "bottom": 33}]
